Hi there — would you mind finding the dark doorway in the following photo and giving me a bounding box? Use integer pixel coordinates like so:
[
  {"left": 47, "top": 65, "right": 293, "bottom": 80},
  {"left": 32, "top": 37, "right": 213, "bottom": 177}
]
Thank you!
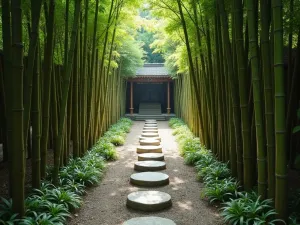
[{"left": 126, "top": 82, "right": 174, "bottom": 114}]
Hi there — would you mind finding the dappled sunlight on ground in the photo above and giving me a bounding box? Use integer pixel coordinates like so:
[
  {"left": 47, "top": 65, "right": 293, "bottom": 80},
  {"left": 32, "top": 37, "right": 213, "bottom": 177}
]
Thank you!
[
  {"left": 69, "top": 121, "right": 221, "bottom": 225},
  {"left": 176, "top": 200, "right": 193, "bottom": 211}
]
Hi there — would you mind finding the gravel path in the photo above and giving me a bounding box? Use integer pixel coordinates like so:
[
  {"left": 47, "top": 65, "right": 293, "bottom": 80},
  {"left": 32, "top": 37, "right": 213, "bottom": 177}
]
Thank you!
[{"left": 69, "top": 121, "right": 221, "bottom": 225}]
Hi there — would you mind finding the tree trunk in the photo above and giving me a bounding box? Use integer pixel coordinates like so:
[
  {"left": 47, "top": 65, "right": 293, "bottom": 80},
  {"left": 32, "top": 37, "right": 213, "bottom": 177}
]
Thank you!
[
  {"left": 40, "top": 0, "right": 55, "bottom": 178},
  {"left": 52, "top": 0, "right": 82, "bottom": 185},
  {"left": 272, "top": 0, "right": 288, "bottom": 220},
  {"left": 11, "top": 0, "right": 25, "bottom": 216},
  {"left": 246, "top": 0, "right": 267, "bottom": 198}
]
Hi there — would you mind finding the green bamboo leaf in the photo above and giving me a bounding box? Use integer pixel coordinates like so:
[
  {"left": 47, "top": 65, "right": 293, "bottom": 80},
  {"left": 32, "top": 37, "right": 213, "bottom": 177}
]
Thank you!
[{"left": 292, "top": 126, "right": 300, "bottom": 134}]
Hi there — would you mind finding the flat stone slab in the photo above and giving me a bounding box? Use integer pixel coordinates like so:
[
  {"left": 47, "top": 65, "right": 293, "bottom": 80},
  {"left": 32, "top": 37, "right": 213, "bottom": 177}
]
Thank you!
[
  {"left": 143, "top": 129, "right": 158, "bottom": 133},
  {"left": 141, "top": 133, "right": 159, "bottom": 137},
  {"left": 144, "top": 126, "right": 158, "bottom": 129},
  {"left": 140, "top": 139, "right": 160, "bottom": 146},
  {"left": 137, "top": 145, "right": 163, "bottom": 153},
  {"left": 139, "top": 136, "right": 161, "bottom": 142},
  {"left": 134, "top": 161, "right": 166, "bottom": 171},
  {"left": 130, "top": 172, "right": 169, "bottom": 187},
  {"left": 145, "top": 122, "right": 157, "bottom": 125},
  {"left": 123, "top": 217, "right": 176, "bottom": 225},
  {"left": 126, "top": 191, "right": 172, "bottom": 212},
  {"left": 144, "top": 127, "right": 158, "bottom": 130},
  {"left": 144, "top": 124, "right": 158, "bottom": 127},
  {"left": 145, "top": 120, "right": 157, "bottom": 122},
  {"left": 138, "top": 153, "right": 164, "bottom": 161}
]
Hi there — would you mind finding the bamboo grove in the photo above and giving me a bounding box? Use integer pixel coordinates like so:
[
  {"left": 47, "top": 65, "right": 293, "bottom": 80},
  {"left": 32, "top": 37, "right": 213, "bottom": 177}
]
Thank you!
[
  {"left": 150, "top": 0, "right": 300, "bottom": 222},
  {"left": 0, "top": 0, "right": 143, "bottom": 217}
]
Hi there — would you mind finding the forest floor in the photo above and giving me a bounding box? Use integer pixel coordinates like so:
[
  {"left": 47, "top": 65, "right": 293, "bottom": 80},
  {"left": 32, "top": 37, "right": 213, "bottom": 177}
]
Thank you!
[{"left": 68, "top": 121, "right": 222, "bottom": 225}]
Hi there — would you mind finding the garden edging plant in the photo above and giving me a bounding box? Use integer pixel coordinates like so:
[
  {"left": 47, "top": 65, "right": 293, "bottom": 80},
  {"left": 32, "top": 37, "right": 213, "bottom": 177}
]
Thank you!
[
  {"left": 169, "top": 118, "right": 286, "bottom": 225},
  {"left": 0, "top": 118, "right": 132, "bottom": 224}
]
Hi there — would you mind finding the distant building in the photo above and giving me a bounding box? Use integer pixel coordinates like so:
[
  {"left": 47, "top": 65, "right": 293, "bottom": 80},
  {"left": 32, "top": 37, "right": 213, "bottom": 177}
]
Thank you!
[{"left": 125, "top": 63, "right": 174, "bottom": 120}]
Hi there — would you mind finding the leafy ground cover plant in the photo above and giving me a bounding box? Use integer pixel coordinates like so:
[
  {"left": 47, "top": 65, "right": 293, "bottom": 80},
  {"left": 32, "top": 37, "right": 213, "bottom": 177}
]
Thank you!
[
  {"left": 202, "top": 178, "right": 240, "bottom": 203},
  {"left": 289, "top": 213, "right": 300, "bottom": 225},
  {"left": 0, "top": 118, "right": 132, "bottom": 224},
  {"left": 105, "top": 134, "right": 126, "bottom": 146},
  {"left": 198, "top": 161, "right": 231, "bottom": 181},
  {"left": 0, "top": 197, "right": 19, "bottom": 224},
  {"left": 91, "top": 141, "right": 118, "bottom": 161},
  {"left": 169, "top": 118, "right": 287, "bottom": 224},
  {"left": 221, "top": 192, "right": 284, "bottom": 225},
  {"left": 101, "top": 118, "right": 132, "bottom": 146},
  {"left": 20, "top": 212, "right": 65, "bottom": 225}
]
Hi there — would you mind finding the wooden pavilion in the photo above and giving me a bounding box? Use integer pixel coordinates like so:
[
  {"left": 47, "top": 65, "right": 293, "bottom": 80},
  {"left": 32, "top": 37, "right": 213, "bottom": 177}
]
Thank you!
[{"left": 125, "top": 63, "right": 175, "bottom": 120}]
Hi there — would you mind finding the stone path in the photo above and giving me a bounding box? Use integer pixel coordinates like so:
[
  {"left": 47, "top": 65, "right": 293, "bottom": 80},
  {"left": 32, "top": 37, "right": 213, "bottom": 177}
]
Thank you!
[
  {"left": 69, "top": 121, "right": 220, "bottom": 225},
  {"left": 125, "top": 121, "right": 174, "bottom": 222}
]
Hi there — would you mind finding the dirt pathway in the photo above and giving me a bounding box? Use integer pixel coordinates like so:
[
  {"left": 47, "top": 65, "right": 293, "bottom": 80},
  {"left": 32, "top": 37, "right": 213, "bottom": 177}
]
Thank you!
[{"left": 69, "top": 121, "right": 221, "bottom": 225}]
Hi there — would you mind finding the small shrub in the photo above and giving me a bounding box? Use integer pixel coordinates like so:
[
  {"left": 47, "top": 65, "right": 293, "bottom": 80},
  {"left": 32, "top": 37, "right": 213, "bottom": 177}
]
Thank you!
[
  {"left": 202, "top": 178, "right": 239, "bottom": 203},
  {"left": 184, "top": 146, "right": 209, "bottom": 165},
  {"left": 92, "top": 141, "right": 118, "bottom": 161},
  {"left": 184, "top": 151, "right": 203, "bottom": 165},
  {"left": 0, "top": 198, "right": 20, "bottom": 224},
  {"left": 25, "top": 197, "right": 47, "bottom": 216},
  {"left": 107, "top": 134, "right": 125, "bottom": 146},
  {"left": 289, "top": 213, "right": 300, "bottom": 225},
  {"left": 105, "top": 130, "right": 126, "bottom": 138},
  {"left": 110, "top": 124, "right": 130, "bottom": 133},
  {"left": 177, "top": 136, "right": 197, "bottom": 155},
  {"left": 45, "top": 202, "right": 71, "bottom": 223},
  {"left": 197, "top": 161, "right": 231, "bottom": 181},
  {"left": 45, "top": 188, "right": 81, "bottom": 211},
  {"left": 60, "top": 179, "right": 86, "bottom": 196},
  {"left": 83, "top": 152, "right": 106, "bottom": 170},
  {"left": 194, "top": 151, "right": 216, "bottom": 172},
  {"left": 221, "top": 192, "right": 283, "bottom": 225},
  {"left": 0, "top": 213, "right": 19, "bottom": 225},
  {"left": 180, "top": 137, "right": 200, "bottom": 154},
  {"left": 73, "top": 167, "right": 102, "bottom": 186},
  {"left": 169, "top": 118, "right": 185, "bottom": 128},
  {"left": 172, "top": 125, "right": 190, "bottom": 136},
  {"left": 20, "top": 212, "right": 65, "bottom": 225},
  {"left": 0, "top": 197, "right": 14, "bottom": 221}
]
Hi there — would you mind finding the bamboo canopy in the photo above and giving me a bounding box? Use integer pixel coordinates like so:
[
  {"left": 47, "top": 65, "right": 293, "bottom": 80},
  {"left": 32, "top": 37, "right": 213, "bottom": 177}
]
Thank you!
[{"left": 0, "top": 0, "right": 300, "bottom": 223}]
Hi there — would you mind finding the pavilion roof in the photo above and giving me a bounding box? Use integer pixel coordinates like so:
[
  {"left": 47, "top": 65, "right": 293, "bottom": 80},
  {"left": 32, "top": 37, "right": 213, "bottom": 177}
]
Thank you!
[{"left": 136, "top": 63, "right": 169, "bottom": 76}]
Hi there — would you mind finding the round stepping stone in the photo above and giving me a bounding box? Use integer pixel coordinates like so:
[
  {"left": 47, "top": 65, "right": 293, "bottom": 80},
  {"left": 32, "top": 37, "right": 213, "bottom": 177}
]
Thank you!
[
  {"left": 126, "top": 191, "right": 172, "bottom": 212},
  {"left": 123, "top": 217, "right": 176, "bottom": 225},
  {"left": 144, "top": 127, "right": 158, "bottom": 130},
  {"left": 137, "top": 145, "right": 162, "bottom": 153},
  {"left": 130, "top": 172, "right": 169, "bottom": 187},
  {"left": 142, "top": 132, "right": 159, "bottom": 137},
  {"left": 143, "top": 129, "right": 158, "bottom": 133},
  {"left": 144, "top": 126, "right": 158, "bottom": 129},
  {"left": 145, "top": 122, "right": 157, "bottom": 125},
  {"left": 134, "top": 161, "right": 166, "bottom": 171},
  {"left": 140, "top": 139, "right": 160, "bottom": 146},
  {"left": 138, "top": 153, "right": 164, "bottom": 161},
  {"left": 139, "top": 136, "right": 161, "bottom": 142},
  {"left": 144, "top": 127, "right": 158, "bottom": 131},
  {"left": 144, "top": 124, "right": 157, "bottom": 127}
]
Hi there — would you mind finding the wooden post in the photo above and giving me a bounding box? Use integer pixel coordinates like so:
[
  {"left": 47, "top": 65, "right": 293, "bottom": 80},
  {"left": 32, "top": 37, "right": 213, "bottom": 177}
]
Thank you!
[
  {"left": 167, "top": 81, "right": 171, "bottom": 114},
  {"left": 130, "top": 81, "right": 134, "bottom": 114}
]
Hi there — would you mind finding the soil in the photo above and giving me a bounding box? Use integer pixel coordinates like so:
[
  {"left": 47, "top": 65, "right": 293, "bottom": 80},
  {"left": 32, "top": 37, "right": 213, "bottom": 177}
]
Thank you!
[{"left": 68, "top": 121, "right": 222, "bottom": 225}]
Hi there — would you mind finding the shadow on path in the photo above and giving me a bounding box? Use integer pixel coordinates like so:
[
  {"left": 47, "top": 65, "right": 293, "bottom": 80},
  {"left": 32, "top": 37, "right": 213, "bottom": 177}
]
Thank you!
[{"left": 68, "top": 121, "right": 221, "bottom": 225}]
